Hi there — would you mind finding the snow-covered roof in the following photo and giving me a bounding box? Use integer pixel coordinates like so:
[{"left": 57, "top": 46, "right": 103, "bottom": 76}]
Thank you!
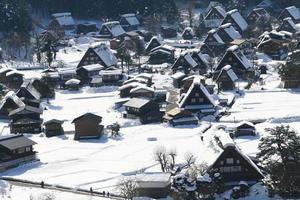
[
  {"left": 121, "top": 13, "right": 140, "bottom": 26},
  {"left": 181, "top": 52, "right": 198, "bottom": 68},
  {"left": 123, "top": 98, "right": 151, "bottom": 108},
  {"left": 102, "top": 21, "right": 125, "bottom": 37},
  {"left": 179, "top": 77, "right": 216, "bottom": 108},
  {"left": 6, "top": 70, "right": 23, "bottom": 77},
  {"left": 65, "top": 78, "right": 80, "bottom": 85},
  {"left": 51, "top": 12, "right": 75, "bottom": 27},
  {"left": 207, "top": 29, "right": 224, "bottom": 44},
  {"left": 92, "top": 43, "right": 118, "bottom": 67},
  {"left": 118, "top": 82, "right": 144, "bottom": 90},
  {"left": 136, "top": 173, "right": 171, "bottom": 188},
  {"left": 80, "top": 64, "right": 104, "bottom": 72},
  {"left": 226, "top": 45, "right": 252, "bottom": 69},
  {"left": 220, "top": 65, "right": 238, "bottom": 82},
  {"left": 171, "top": 72, "right": 186, "bottom": 80},
  {"left": 226, "top": 9, "right": 248, "bottom": 31},
  {"left": 219, "top": 23, "right": 241, "bottom": 40},
  {"left": 215, "top": 6, "right": 226, "bottom": 17},
  {"left": 0, "top": 67, "right": 12, "bottom": 74},
  {"left": 0, "top": 91, "right": 25, "bottom": 110},
  {"left": 130, "top": 85, "right": 154, "bottom": 94},
  {"left": 99, "top": 69, "right": 122, "bottom": 75},
  {"left": 236, "top": 120, "right": 255, "bottom": 128},
  {"left": 145, "top": 37, "right": 161, "bottom": 51},
  {"left": 286, "top": 6, "right": 300, "bottom": 20}
]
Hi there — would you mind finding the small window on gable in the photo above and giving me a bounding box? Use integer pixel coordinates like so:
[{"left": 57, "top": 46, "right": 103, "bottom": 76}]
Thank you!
[
  {"left": 236, "top": 159, "right": 240, "bottom": 164},
  {"left": 191, "top": 98, "right": 196, "bottom": 103},
  {"left": 226, "top": 158, "right": 234, "bottom": 164},
  {"left": 195, "top": 93, "right": 199, "bottom": 97},
  {"left": 199, "top": 98, "right": 204, "bottom": 103},
  {"left": 220, "top": 160, "right": 224, "bottom": 165}
]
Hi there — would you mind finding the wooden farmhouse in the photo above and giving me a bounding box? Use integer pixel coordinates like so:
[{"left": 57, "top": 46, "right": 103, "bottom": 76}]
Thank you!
[
  {"left": 43, "top": 119, "right": 64, "bottom": 137},
  {"left": 178, "top": 78, "right": 216, "bottom": 115},
  {"left": 130, "top": 85, "right": 155, "bottom": 99},
  {"left": 204, "top": 29, "right": 226, "bottom": 55},
  {"left": 17, "top": 82, "right": 41, "bottom": 101},
  {"left": 119, "top": 83, "right": 145, "bottom": 98},
  {"left": 65, "top": 79, "right": 81, "bottom": 90},
  {"left": 247, "top": 8, "right": 270, "bottom": 24},
  {"left": 98, "top": 68, "right": 123, "bottom": 84},
  {"left": 135, "top": 173, "right": 172, "bottom": 199},
  {"left": 208, "top": 143, "right": 264, "bottom": 184},
  {"left": 119, "top": 13, "right": 140, "bottom": 31},
  {"left": 48, "top": 12, "right": 76, "bottom": 37},
  {"left": 0, "top": 134, "right": 37, "bottom": 172},
  {"left": 0, "top": 91, "right": 25, "bottom": 118},
  {"left": 9, "top": 106, "right": 43, "bottom": 134},
  {"left": 171, "top": 51, "right": 198, "bottom": 74},
  {"left": 57, "top": 68, "right": 77, "bottom": 87},
  {"left": 171, "top": 72, "right": 186, "bottom": 88},
  {"left": 99, "top": 21, "right": 125, "bottom": 38},
  {"left": 30, "top": 77, "right": 55, "bottom": 99},
  {"left": 277, "top": 17, "right": 300, "bottom": 33},
  {"left": 278, "top": 6, "right": 300, "bottom": 23},
  {"left": 0, "top": 67, "right": 13, "bottom": 84},
  {"left": 222, "top": 9, "right": 248, "bottom": 34},
  {"left": 216, "top": 23, "right": 241, "bottom": 44},
  {"left": 257, "top": 31, "right": 290, "bottom": 60},
  {"left": 181, "top": 27, "right": 195, "bottom": 40},
  {"left": 215, "top": 45, "right": 252, "bottom": 79},
  {"left": 5, "top": 70, "right": 24, "bottom": 89},
  {"left": 123, "top": 98, "right": 162, "bottom": 124},
  {"left": 148, "top": 45, "right": 175, "bottom": 64},
  {"left": 215, "top": 65, "right": 238, "bottom": 91},
  {"left": 203, "top": 6, "right": 226, "bottom": 28},
  {"left": 145, "top": 37, "right": 161, "bottom": 52},
  {"left": 76, "top": 22, "right": 97, "bottom": 34},
  {"left": 191, "top": 51, "right": 211, "bottom": 75},
  {"left": 234, "top": 121, "right": 256, "bottom": 137},
  {"left": 77, "top": 43, "right": 118, "bottom": 69},
  {"left": 76, "top": 64, "right": 104, "bottom": 84},
  {"left": 72, "top": 113, "right": 104, "bottom": 140},
  {"left": 163, "top": 107, "right": 198, "bottom": 126}
]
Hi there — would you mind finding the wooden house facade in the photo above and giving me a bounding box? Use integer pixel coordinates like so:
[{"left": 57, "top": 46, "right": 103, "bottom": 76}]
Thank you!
[
  {"left": 0, "top": 91, "right": 25, "bottom": 118},
  {"left": 9, "top": 106, "right": 43, "bottom": 134},
  {"left": 215, "top": 65, "right": 238, "bottom": 91},
  {"left": 76, "top": 64, "right": 104, "bottom": 83},
  {"left": 278, "top": 6, "right": 300, "bottom": 23},
  {"left": 178, "top": 78, "right": 216, "bottom": 115},
  {"left": 145, "top": 37, "right": 161, "bottom": 52},
  {"left": 215, "top": 45, "right": 252, "bottom": 78},
  {"left": 235, "top": 121, "right": 256, "bottom": 137},
  {"left": 123, "top": 98, "right": 162, "bottom": 124},
  {"left": 208, "top": 144, "right": 264, "bottom": 184},
  {"left": 77, "top": 43, "right": 118, "bottom": 69},
  {"left": 44, "top": 119, "right": 64, "bottom": 137},
  {"left": 171, "top": 52, "right": 198, "bottom": 74},
  {"left": 76, "top": 22, "right": 97, "bottom": 34},
  {"left": 72, "top": 113, "right": 104, "bottom": 140},
  {"left": 99, "top": 21, "right": 125, "bottom": 38},
  {"left": 247, "top": 8, "right": 270, "bottom": 24},
  {"left": 5, "top": 71, "right": 24, "bottom": 89},
  {"left": 204, "top": 6, "right": 226, "bottom": 28},
  {"left": 120, "top": 13, "right": 140, "bottom": 31},
  {"left": 0, "top": 135, "right": 37, "bottom": 172},
  {"left": 163, "top": 107, "right": 198, "bottom": 126},
  {"left": 222, "top": 9, "right": 248, "bottom": 34}
]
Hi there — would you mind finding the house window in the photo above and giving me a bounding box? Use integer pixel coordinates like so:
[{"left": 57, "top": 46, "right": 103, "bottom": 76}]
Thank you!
[
  {"left": 25, "top": 147, "right": 31, "bottom": 152},
  {"left": 198, "top": 98, "right": 204, "bottom": 103},
  {"left": 220, "top": 160, "right": 224, "bottom": 165},
  {"left": 226, "top": 158, "right": 234, "bottom": 164},
  {"left": 236, "top": 159, "right": 240, "bottom": 164},
  {"left": 228, "top": 57, "right": 233, "bottom": 61},
  {"left": 191, "top": 98, "right": 196, "bottom": 103},
  {"left": 195, "top": 93, "right": 200, "bottom": 97},
  {"left": 17, "top": 148, "right": 25, "bottom": 154}
]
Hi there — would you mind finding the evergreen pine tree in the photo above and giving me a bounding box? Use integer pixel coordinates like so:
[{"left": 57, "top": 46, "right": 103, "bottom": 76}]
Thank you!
[{"left": 257, "top": 125, "right": 300, "bottom": 196}]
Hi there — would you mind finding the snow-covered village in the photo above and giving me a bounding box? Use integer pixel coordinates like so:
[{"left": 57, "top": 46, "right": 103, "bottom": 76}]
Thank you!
[{"left": 0, "top": 0, "right": 300, "bottom": 199}]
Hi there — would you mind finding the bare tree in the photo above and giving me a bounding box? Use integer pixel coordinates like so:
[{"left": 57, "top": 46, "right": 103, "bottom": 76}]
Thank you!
[
  {"left": 184, "top": 152, "right": 196, "bottom": 167},
  {"left": 154, "top": 145, "right": 170, "bottom": 172},
  {"left": 168, "top": 148, "right": 177, "bottom": 170},
  {"left": 118, "top": 177, "right": 138, "bottom": 199}
]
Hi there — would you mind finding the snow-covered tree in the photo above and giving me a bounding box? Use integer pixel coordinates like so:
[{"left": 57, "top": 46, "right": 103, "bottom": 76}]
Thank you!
[{"left": 257, "top": 125, "right": 300, "bottom": 196}]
